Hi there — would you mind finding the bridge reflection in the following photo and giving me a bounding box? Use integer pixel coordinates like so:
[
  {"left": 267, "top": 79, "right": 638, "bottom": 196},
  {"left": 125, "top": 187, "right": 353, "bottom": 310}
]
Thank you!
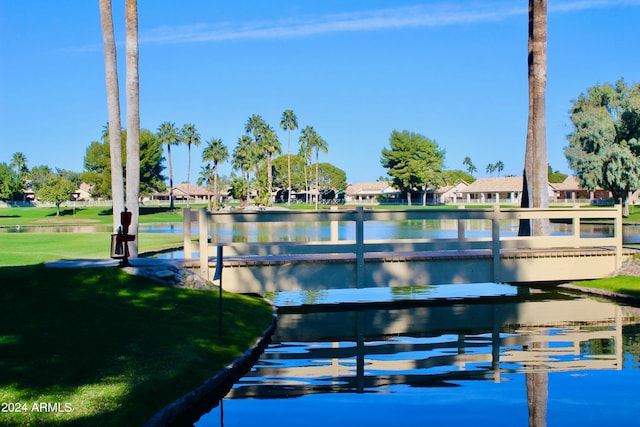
[{"left": 228, "top": 290, "right": 639, "bottom": 400}]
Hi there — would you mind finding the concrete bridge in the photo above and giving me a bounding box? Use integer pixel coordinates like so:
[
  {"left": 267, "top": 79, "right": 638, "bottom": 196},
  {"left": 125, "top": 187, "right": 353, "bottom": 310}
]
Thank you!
[{"left": 180, "top": 206, "right": 627, "bottom": 293}]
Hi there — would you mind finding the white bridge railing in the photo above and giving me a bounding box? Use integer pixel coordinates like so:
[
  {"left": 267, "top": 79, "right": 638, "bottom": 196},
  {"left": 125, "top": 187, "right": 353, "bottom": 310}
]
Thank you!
[{"left": 183, "top": 205, "right": 623, "bottom": 285}]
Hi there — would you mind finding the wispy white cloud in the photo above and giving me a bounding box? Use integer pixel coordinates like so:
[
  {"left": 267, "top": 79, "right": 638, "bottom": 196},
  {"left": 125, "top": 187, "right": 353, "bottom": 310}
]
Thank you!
[
  {"left": 139, "top": 3, "right": 526, "bottom": 46},
  {"left": 66, "top": 0, "right": 640, "bottom": 52}
]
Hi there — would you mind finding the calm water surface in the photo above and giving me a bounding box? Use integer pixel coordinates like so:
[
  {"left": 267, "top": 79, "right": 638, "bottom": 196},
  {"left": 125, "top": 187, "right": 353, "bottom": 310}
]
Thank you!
[{"left": 195, "top": 284, "right": 640, "bottom": 427}]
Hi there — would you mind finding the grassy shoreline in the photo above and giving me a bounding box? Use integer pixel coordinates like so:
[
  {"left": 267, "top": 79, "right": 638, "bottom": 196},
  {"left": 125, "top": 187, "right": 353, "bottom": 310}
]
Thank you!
[
  {"left": 0, "top": 206, "right": 273, "bottom": 425},
  {"left": 0, "top": 265, "right": 273, "bottom": 426}
]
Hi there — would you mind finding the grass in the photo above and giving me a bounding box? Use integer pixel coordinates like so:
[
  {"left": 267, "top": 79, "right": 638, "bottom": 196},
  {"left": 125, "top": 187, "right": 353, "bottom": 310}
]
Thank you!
[
  {"left": 0, "top": 206, "right": 188, "bottom": 267},
  {"left": 0, "top": 265, "right": 273, "bottom": 426},
  {"left": 0, "top": 233, "right": 185, "bottom": 267},
  {"left": 0, "top": 205, "right": 271, "bottom": 425},
  {"left": 572, "top": 275, "right": 640, "bottom": 298},
  {"left": 0, "top": 206, "right": 186, "bottom": 227}
]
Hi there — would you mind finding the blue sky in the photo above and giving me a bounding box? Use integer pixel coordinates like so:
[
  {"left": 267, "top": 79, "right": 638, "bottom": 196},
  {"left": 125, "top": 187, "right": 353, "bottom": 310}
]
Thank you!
[{"left": 1, "top": 1, "right": 639, "bottom": 184}]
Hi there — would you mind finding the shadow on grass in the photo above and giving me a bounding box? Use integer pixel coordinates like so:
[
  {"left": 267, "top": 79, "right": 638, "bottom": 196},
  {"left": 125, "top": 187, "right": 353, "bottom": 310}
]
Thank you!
[
  {"left": 98, "top": 207, "right": 176, "bottom": 217},
  {"left": 45, "top": 208, "right": 87, "bottom": 217},
  {"left": 0, "top": 265, "right": 271, "bottom": 426}
]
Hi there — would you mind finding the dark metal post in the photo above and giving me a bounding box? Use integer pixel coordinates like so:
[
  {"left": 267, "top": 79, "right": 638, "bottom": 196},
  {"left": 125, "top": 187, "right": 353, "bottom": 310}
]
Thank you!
[{"left": 214, "top": 245, "right": 224, "bottom": 336}]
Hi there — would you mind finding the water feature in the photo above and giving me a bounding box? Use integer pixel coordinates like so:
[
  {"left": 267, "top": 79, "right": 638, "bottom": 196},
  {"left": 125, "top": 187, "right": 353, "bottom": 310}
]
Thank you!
[{"left": 195, "top": 284, "right": 640, "bottom": 426}]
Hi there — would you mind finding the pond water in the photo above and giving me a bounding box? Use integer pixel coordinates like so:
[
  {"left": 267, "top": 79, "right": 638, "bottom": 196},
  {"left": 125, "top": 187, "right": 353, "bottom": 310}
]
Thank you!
[
  {"left": 3, "top": 219, "right": 640, "bottom": 244},
  {"left": 195, "top": 284, "right": 640, "bottom": 427}
]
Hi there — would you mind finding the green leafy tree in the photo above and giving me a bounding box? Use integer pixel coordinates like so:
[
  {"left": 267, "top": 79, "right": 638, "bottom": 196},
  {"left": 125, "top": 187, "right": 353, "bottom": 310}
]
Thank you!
[
  {"left": 37, "top": 174, "right": 77, "bottom": 216},
  {"left": 82, "top": 129, "right": 165, "bottom": 199},
  {"left": 0, "top": 162, "right": 24, "bottom": 201},
  {"left": 316, "top": 163, "right": 347, "bottom": 192},
  {"left": 442, "top": 169, "right": 475, "bottom": 185},
  {"left": 202, "top": 137, "right": 229, "bottom": 209},
  {"left": 565, "top": 79, "right": 640, "bottom": 216},
  {"left": 380, "top": 130, "right": 445, "bottom": 206},
  {"left": 272, "top": 154, "right": 306, "bottom": 192},
  {"left": 548, "top": 165, "right": 568, "bottom": 184},
  {"left": 81, "top": 140, "right": 112, "bottom": 198},
  {"left": 157, "top": 121, "right": 180, "bottom": 210},
  {"left": 27, "top": 165, "right": 54, "bottom": 193},
  {"left": 180, "top": 123, "right": 201, "bottom": 207},
  {"left": 280, "top": 109, "right": 298, "bottom": 205},
  {"left": 138, "top": 129, "right": 167, "bottom": 197}
]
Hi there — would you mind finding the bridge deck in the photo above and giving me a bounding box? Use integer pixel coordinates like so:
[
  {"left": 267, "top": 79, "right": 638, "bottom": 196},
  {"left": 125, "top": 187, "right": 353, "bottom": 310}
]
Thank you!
[{"left": 183, "top": 246, "right": 630, "bottom": 267}]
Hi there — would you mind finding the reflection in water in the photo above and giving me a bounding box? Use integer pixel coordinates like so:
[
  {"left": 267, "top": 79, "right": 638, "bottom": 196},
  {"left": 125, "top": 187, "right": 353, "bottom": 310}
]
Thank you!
[{"left": 196, "top": 287, "right": 640, "bottom": 427}]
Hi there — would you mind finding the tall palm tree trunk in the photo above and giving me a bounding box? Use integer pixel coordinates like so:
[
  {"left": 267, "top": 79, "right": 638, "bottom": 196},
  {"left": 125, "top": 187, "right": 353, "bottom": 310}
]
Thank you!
[
  {"left": 267, "top": 152, "right": 273, "bottom": 206},
  {"left": 287, "top": 132, "right": 292, "bottom": 205},
  {"left": 213, "top": 162, "right": 219, "bottom": 210},
  {"left": 125, "top": 0, "right": 140, "bottom": 256},
  {"left": 168, "top": 144, "right": 174, "bottom": 210},
  {"left": 315, "top": 150, "right": 320, "bottom": 209},
  {"left": 99, "top": 0, "right": 124, "bottom": 232},
  {"left": 187, "top": 144, "right": 192, "bottom": 208},
  {"left": 520, "top": 0, "right": 548, "bottom": 236}
]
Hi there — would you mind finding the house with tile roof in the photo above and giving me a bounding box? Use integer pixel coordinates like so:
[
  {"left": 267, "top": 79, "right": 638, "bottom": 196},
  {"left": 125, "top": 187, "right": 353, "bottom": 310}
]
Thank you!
[
  {"left": 550, "top": 176, "right": 612, "bottom": 203},
  {"left": 459, "top": 176, "right": 557, "bottom": 204},
  {"left": 345, "top": 182, "right": 399, "bottom": 203}
]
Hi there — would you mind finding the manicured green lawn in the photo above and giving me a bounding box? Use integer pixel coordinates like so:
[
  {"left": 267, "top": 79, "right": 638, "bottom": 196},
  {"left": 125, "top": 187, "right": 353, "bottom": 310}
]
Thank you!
[
  {"left": 0, "top": 265, "right": 273, "bottom": 426},
  {"left": 0, "top": 233, "right": 185, "bottom": 267},
  {"left": 0, "top": 206, "right": 188, "bottom": 267},
  {"left": 572, "top": 275, "right": 640, "bottom": 298},
  {"left": 0, "top": 206, "right": 187, "bottom": 227}
]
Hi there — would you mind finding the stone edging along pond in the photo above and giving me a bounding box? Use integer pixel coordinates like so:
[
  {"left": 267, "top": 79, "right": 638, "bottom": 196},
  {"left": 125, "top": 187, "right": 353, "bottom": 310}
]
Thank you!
[{"left": 143, "top": 305, "right": 278, "bottom": 427}]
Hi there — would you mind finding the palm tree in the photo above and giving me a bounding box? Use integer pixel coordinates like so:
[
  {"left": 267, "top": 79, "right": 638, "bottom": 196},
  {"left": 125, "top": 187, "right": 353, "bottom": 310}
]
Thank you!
[
  {"left": 125, "top": 0, "right": 140, "bottom": 257},
  {"left": 98, "top": 0, "right": 124, "bottom": 232},
  {"left": 299, "top": 126, "right": 327, "bottom": 209},
  {"left": 180, "top": 123, "right": 201, "bottom": 207},
  {"left": 495, "top": 160, "right": 504, "bottom": 176},
  {"left": 298, "top": 135, "right": 312, "bottom": 204},
  {"left": 157, "top": 121, "right": 179, "bottom": 210},
  {"left": 244, "top": 114, "right": 267, "bottom": 142},
  {"left": 202, "top": 137, "right": 229, "bottom": 210},
  {"left": 520, "top": 0, "right": 549, "bottom": 236},
  {"left": 261, "top": 126, "right": 281, "bottom": 205},
  {"left": 10, "top": 152, "right": 28, "bottom": 176},
  {"left": 232, "top": 135, "right": 254, "bottom": 205},
  {"left": 462, "top": 156, "right": 477, "bottom": 177},
  {"left": 280, "top": 110, "right": 298, "bottom": 205},
  {"left": 197, "top": 164, "right": 215, "bottom": 209},
  {"left": 486, "top": 163, "right": 496, "bottom": 177}
]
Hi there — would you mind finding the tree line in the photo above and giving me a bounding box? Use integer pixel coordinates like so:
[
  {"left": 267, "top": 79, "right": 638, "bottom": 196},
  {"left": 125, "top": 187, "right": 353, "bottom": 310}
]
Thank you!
[{"left": 0, "top": 109, "right": 348, "bottom": 211}]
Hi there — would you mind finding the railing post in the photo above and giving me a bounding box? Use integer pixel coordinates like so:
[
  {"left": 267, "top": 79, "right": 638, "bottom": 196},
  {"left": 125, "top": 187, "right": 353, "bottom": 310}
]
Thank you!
[
  {"left": 330, "top": 206, "right": 339, "bottom": 242},
  {"left": 492, "top": 205, "right": 501, "bottom": 283},
  {"left": 183, "top": 207, "right": 192, "bottom": 259},
  {"left": 457, "top": 205, "right": 465, "bottom": 243},
  {"left": 615, "top": 204, "right": 623, "bottom": 269},
  {"left": 355, "top": 206, "right": 365, "bottom": 288},
  {"left": 199, "top": 208, "right": 209, "bottom": 280},
  {"left": 571, "top": 204, "right": 581, "bottom": 248}
]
